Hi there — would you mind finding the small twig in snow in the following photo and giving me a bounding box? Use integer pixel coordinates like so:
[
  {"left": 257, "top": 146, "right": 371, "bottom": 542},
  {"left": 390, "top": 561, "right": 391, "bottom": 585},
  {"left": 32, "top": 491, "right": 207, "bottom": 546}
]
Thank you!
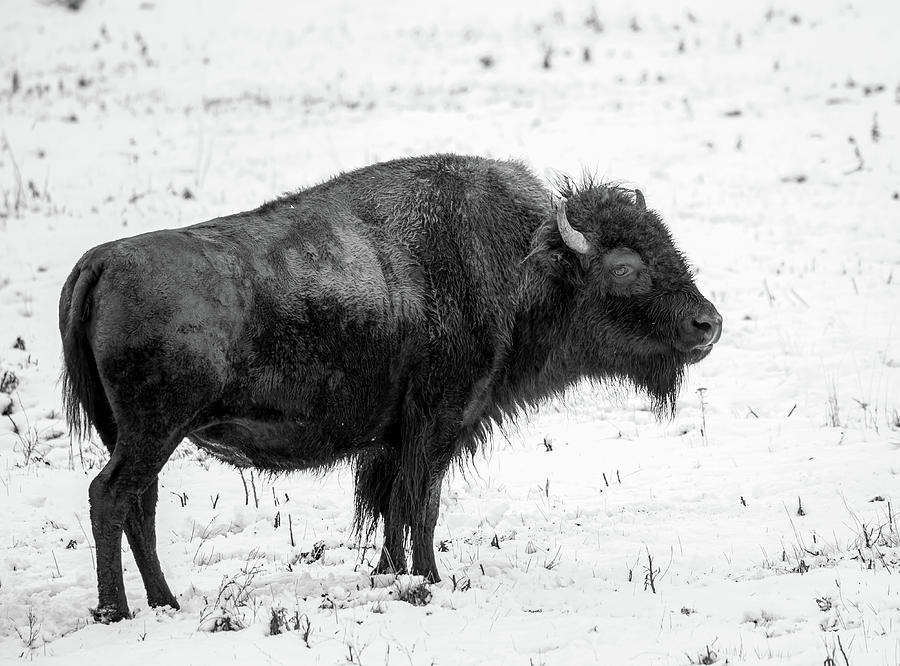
[{"left": 844, "top": 136, "right": 864, "bottom": 174}]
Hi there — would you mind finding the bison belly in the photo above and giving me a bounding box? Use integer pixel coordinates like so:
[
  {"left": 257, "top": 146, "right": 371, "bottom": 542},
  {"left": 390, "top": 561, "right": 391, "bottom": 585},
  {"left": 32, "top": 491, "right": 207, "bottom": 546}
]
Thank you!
[{"left": 194, "top": 317, "right": 409, "bottom": 471}]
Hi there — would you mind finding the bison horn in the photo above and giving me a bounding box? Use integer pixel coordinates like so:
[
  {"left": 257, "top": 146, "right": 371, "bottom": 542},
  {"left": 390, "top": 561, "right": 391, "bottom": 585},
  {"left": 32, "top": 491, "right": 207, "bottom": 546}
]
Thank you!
[
  {"left": 635, "top": 189, "right": 646, "bottom": 211},
  {"left": 556, "top": 199, "right": 591, "bottom": 255}
]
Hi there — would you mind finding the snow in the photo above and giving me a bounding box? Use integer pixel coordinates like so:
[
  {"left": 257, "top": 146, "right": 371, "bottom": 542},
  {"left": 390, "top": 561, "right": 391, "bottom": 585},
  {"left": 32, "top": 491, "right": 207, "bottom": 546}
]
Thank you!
[{"left": 1, "top": 0, "right": 899, "bottom": 663}]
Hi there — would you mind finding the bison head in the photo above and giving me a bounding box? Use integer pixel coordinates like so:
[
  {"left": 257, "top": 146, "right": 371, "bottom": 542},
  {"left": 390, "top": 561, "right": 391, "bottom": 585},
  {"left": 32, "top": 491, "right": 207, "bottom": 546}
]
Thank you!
[{"left": 539, "top": 180, "right": 722, "bottom": 415}]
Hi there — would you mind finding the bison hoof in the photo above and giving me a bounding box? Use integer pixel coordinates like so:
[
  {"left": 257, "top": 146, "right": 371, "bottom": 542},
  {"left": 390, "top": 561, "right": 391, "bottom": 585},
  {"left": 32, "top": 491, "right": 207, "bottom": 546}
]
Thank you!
[
  {"left": 91, "top": 605, "right": 132, "bottom": 624},
  {"left": 148, "top": 595, "right": 179, "bottom": 611},
  {"left": 147, "top": 585, "right": 179, "bottom": 610}
]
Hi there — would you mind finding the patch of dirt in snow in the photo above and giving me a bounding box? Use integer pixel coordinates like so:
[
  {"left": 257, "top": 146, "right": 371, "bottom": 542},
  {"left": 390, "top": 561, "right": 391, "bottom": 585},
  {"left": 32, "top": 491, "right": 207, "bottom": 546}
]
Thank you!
[{"left": 1, "top": 0, "right": 899, "bottom": 664}]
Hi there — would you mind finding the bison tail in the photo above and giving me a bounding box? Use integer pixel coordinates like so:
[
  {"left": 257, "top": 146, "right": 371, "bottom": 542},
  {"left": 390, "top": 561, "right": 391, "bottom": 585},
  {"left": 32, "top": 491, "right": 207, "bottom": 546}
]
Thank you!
[{"left": 59, "top": 260, "right": 114, "bottom": 441}]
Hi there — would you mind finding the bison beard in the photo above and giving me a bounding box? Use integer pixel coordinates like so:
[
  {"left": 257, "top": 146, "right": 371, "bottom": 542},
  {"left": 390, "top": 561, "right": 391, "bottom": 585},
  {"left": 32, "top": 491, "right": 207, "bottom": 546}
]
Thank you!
[{"left": 59, "top": 154, "right": 721, "bottom": 620}]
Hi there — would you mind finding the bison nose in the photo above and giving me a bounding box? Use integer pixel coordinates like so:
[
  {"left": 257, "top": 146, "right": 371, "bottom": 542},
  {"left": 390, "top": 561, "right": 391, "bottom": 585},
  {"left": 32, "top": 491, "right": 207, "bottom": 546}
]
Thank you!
[{"left": 679, "top": 310, "right": 722, "bottom": 350}]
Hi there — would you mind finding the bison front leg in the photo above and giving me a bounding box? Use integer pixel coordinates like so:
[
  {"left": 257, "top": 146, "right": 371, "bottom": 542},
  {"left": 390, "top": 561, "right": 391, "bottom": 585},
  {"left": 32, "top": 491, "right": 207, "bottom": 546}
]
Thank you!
[
  {"left": 376, "top": 482, "right": 409, "bottom": 575},
  {"left": 373, "top": 469, "right": 443, "bottom": 581},
  {"left": 354, "top": 452, "right": 408, "bottom": 575},
  {"left": 410, "top": 468, "right": 446, "bottom": 582},
  {"left": 395, "top": 411, "right": 455, "bottom": 583}
]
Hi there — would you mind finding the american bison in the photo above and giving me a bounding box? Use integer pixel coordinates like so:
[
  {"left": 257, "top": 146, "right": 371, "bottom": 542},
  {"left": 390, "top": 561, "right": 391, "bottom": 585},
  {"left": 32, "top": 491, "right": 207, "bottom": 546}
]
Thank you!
[{"left": 60, "top": 154, "right": 721, "bottom": 621}]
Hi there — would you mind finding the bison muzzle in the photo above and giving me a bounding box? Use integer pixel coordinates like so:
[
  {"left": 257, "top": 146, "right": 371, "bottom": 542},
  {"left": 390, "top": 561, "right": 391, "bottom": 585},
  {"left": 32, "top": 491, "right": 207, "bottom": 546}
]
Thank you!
[{"left": 59, "top": 154, "right": 721, "bottom": 622}]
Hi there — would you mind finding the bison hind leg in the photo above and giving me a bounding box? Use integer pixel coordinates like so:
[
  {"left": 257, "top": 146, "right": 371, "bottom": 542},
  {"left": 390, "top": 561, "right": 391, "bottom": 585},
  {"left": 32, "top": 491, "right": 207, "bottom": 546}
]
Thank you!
[
  {"left": 89, "top": 428, "right": 182, "bottom": 621},
  {"left": 93, "top": 421, "right": 179, "bottom": 612},
  {"left": 124, "top": 480, "right": 179, "bottom": 610}
]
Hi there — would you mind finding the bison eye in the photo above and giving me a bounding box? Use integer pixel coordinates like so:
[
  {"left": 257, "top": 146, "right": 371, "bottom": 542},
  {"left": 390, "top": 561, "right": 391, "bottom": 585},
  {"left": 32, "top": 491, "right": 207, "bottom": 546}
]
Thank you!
[{"left": 611, "top": 265, "right": 632, "bottom": 278}]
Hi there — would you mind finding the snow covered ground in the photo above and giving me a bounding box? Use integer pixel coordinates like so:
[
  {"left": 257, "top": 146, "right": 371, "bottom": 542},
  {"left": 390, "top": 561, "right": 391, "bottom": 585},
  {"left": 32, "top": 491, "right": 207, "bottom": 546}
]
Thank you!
[{"left": 1, "top": 0, "right": 899, "bottom": 663}]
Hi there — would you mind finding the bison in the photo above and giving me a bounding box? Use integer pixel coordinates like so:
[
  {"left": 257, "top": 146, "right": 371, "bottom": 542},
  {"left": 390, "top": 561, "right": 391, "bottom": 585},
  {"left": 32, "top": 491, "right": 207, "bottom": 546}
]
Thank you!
[{"left": 59, "top": 154, "right": 721, "bottom": 622}]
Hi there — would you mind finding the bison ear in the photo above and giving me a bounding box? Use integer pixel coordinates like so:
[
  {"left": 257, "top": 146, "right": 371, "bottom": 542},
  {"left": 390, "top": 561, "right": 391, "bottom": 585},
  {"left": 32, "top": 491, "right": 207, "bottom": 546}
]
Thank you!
[
  {"left": 634, "top": 189, "right": 646, "bottom": 211},
  {"left": 556, "top": 198, "right": 591, "bottom": 255}
]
